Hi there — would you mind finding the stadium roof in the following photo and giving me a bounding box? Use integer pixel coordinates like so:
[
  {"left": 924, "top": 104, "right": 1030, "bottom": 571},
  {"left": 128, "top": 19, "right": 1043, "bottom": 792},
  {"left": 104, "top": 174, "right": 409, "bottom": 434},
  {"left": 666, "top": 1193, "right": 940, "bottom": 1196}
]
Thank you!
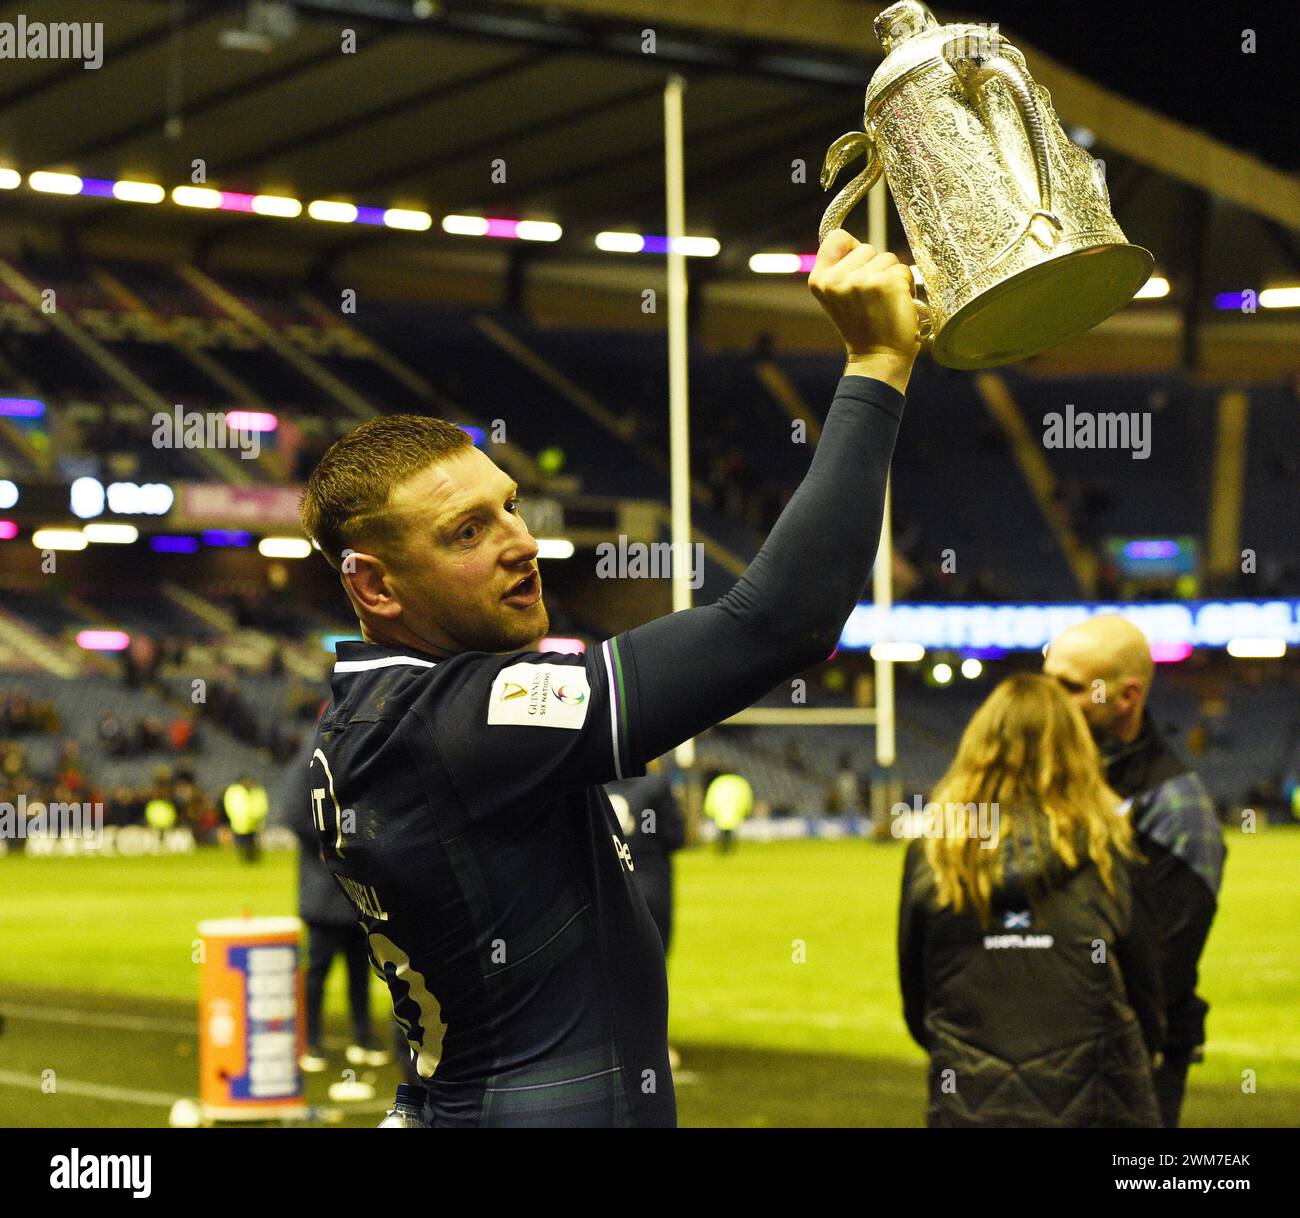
[{"left": 0, "top": 0, "right": 1295, "bottom": 366}]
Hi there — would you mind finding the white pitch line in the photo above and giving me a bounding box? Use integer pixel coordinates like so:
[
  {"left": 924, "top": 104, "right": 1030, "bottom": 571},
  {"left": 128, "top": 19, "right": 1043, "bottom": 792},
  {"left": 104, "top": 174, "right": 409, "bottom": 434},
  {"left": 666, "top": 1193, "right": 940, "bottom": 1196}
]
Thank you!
[
  {"left": 0, "top": 1069, "right": 180, "bottom": 1107},
  {"left": 2, "top": 1002, "right": 196, "bottom": 1035},
  {"left": 1205, "top": 1040, "right": 1300, "bottom": 1061}
]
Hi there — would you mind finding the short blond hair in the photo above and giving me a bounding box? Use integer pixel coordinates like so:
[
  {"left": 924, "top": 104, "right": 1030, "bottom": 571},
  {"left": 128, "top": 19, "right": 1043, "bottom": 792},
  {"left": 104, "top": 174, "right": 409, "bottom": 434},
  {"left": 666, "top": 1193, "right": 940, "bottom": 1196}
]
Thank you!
[{"left": 300, "top": 415, "right": 472, "bottom": 570}]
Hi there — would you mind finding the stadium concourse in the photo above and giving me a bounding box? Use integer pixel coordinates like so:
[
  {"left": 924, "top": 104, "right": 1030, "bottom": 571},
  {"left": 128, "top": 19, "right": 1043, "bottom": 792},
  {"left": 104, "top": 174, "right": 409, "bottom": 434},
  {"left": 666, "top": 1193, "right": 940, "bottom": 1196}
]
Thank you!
[{"left": 0, "top": 0, "right": 1295, "bottom": 1153}]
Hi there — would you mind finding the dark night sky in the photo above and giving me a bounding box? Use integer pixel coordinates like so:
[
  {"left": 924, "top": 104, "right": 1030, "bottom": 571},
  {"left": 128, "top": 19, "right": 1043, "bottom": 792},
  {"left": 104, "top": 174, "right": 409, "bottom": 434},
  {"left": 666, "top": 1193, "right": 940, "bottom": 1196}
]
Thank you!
[{"left": 950, "top": 0, "right": 1300, "bottom": 172}]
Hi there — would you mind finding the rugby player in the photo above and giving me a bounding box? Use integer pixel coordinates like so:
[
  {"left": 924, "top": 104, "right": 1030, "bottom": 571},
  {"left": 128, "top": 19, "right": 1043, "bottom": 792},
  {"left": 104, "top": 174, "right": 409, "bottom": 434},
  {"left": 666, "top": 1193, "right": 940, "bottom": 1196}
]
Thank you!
[{"left": 298, "top": 229, "right": 919, "bottom": 1127}]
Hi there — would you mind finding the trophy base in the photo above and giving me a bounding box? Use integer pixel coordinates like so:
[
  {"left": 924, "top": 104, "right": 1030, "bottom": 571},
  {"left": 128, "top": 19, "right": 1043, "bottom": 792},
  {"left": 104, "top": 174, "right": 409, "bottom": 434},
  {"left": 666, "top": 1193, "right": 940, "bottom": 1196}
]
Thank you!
[{"left": 932, "top": 243, "right": 1155, "bottom": 370}]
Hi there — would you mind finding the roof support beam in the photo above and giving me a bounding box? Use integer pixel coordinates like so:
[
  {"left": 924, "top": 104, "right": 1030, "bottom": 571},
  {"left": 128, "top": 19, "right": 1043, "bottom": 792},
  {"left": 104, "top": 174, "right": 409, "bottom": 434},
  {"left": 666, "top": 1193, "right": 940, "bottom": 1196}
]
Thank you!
[{"left": 498, "top": 0, "right": 1300, "bottom": 230}]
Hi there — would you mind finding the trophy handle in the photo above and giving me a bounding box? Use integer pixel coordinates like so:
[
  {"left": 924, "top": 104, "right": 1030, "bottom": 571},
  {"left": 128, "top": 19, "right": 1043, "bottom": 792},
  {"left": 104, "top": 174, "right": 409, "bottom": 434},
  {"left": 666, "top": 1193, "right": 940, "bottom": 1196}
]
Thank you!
[
  {"left": 818, "top": 130, "right": 882, "bottom": 246},
  {"left": 942, "top": 34, "right": 1055, "bottom": 218},
  {"left": 821, "top": 129, "right": 929, "bottom": 344},
  {"left": 914, "top": 297, "right": 934, "bottom": 345}
]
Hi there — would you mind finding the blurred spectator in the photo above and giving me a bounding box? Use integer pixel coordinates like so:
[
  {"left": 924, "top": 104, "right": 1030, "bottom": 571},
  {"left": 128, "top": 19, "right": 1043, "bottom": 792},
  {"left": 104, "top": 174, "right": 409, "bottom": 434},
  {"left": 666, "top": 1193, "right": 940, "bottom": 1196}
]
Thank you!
[
  {"left": 605, "top": 757, "right": 687, "bottom": 1074},
  {"left": 167, "top": 709, "right": 200, "bottom": 755},
  {"left": 99, "top": 709, "right": 127, "bottom": 756},
  {"left": 186, "top": 790, "right": 221, "bottom": 842},
  {"left": 267, "top": 718, "right": 303, "bottom": 764},
  {"left": 1, "top": 742, "right": 27, "bottom": 781},
  {"left": 56, "top": 739, "right": 85, "bottom": 794},
  {"left": 0, "top": 689, "right": 59, "bottom": 735},
  {"left": 135, "top": 715, "right": 167, "bottom": 753},
  {"left": 205, "top": 676, "right": 260, "bottom": 747},
  {"left": 106, "top": 785, "right": 144, "bottom": 827},
  {"left": 145, "top": 787, "right": 178, "bottom": 831},
  {"left": 702, "top": 772, "right": 753, "bottom": 854},
  {"left": 125, "top": 635, "right": 159, "bottom": 689},
  {"left": 606, "top": 757, "right": 686, "bottom": 952},
  {"left": 224, "top": 776, "right": 269, "bottom": 862},
  {"left": 828, "top": 752, "right": 864, "bottom": 817}
]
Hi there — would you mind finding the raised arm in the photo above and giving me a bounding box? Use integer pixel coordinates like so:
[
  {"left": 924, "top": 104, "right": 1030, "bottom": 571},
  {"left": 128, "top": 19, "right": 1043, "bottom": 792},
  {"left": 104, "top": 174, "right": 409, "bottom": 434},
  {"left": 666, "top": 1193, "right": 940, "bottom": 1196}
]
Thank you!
[{"left": 619, "top": 230, "right": 921, "bottom": 760}]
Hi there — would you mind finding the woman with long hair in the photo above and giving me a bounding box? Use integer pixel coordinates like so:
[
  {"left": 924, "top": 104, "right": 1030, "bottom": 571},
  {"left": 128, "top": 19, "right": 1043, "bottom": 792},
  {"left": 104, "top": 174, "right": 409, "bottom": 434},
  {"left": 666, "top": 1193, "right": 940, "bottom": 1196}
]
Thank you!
[{"left": 898, "top": 672, "right": 1165, "bottom": 1127}]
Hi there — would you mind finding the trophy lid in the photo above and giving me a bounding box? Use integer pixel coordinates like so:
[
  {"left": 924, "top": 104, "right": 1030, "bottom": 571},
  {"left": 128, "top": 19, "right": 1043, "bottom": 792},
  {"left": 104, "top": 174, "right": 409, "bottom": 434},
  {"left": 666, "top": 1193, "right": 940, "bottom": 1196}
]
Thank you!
[{"left": 865, "top": 1, "right": 1002, "bottom": 118}]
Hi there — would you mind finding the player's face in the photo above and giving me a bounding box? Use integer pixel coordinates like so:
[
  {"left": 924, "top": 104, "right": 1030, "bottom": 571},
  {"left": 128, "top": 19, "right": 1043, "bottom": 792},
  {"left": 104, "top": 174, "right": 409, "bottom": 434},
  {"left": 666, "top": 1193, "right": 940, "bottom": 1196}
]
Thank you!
[
  {"left": 1042, "top": 637, "right": 1122, "bottom": 741},
  {"left": 386, "top": 449, "right": 549, "bottom": 654}
]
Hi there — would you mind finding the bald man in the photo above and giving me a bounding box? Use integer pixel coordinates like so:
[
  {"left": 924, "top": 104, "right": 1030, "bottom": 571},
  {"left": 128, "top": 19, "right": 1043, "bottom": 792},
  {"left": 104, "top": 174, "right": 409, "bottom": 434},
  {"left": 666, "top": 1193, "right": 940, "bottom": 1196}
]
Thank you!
[{"left": 1045, "top": 615, "right": 1226, "bottom": 1127}]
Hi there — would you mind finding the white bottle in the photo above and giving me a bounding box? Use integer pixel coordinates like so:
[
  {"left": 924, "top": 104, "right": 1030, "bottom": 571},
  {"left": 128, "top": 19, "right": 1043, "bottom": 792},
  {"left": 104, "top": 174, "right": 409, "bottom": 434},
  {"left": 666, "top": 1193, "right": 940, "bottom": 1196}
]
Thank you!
[{"left": 379, "top": 1083, "right": 430, "bottom": 1128}]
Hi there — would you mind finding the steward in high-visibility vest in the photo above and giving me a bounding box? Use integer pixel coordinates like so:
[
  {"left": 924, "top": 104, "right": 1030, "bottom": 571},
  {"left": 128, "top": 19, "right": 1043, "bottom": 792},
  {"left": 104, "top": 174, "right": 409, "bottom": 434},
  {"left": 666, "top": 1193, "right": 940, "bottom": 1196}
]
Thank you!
[
  {"left": 223, "top": 780, "right": 269, "bottom": 832},
  {"left": 224, "top": 778, "right": 269, "bottom": 862},
  {"left": 145, "top": 796, "right": 177, "bottom": 830},
  {"left": 702, "top": 773, "right": 753, "bottom": 853}
]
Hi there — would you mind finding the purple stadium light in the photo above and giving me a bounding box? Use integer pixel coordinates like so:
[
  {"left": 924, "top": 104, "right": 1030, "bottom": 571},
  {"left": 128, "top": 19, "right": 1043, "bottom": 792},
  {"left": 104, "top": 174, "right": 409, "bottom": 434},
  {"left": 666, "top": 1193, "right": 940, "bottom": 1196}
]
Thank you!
[
  {"left": 1123, "top": 539, "right": 1179, "bottom": 560},
  {"left": 0, "top": 397, "right": 45, "bottom": 418},
  {"left": 150, "top": 535, "right": 200, "bottom": 554},
  {"left": 77, "top": 629, "right": 131, "bottom": 651},
  {"left": 0, "top": 520, "right": 17, "bottom": 540},
  {"left": 621, "top": 234, "right": 717, "bottom": 257},
  {"left": 217, "top": 191, "right": 257, "bottom": 213},
  {"left": 225, "top": 410, "right": 278, "bottom": 433},
  {"left": 1213, "top": 291, "right": 1249, "bottom": 310},
  {"left": 201, "top": 529, "right": 253, "bottom": 547},
  {"left": 78, "top": 177, "right": 117, "bottom": 198}
]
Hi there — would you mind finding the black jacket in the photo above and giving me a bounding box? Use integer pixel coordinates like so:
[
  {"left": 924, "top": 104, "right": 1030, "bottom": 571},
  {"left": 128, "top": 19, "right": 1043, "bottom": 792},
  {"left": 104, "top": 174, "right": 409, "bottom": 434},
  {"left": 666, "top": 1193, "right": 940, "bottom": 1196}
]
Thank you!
[
  {"left": 1104, "top": 714, "right": 1225, "bottom": 1054},
  {"left": 604, "top": 769, "right": 686, "bottom": 862},
  {"left": 898, "top": 818, "right": 1165, "bottom": 1128},
  {"left": 278, "top": 732, "right": 359, "bottom": 927}
]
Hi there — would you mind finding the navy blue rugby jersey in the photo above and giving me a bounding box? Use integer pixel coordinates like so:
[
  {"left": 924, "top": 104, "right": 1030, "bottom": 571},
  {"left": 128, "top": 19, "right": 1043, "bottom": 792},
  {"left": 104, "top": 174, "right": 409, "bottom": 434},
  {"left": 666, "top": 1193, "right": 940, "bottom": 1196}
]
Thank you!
[{"left": 308, "top": 637, "right": 673, "bottom": 1127}]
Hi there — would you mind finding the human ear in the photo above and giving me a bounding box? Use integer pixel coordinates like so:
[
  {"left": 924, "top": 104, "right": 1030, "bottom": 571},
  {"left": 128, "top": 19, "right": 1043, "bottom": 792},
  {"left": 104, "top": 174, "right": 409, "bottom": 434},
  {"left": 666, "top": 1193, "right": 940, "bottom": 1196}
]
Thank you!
[{"left": 342, "top": 552, "right": 402, "bottom": 620}]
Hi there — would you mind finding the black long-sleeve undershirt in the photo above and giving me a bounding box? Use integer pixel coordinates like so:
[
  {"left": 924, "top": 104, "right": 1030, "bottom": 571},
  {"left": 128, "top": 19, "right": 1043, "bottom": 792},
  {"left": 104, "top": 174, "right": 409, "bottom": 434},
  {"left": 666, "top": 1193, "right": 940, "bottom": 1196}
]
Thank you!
[{"left": 622, "top": 374, "right": 904, "bottom": 761}]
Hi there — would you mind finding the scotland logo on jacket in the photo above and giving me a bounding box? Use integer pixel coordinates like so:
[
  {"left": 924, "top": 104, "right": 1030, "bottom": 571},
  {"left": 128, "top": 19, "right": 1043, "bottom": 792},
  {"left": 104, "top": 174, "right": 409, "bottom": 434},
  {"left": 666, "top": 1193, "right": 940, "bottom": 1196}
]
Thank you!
[{"left": 983, "top": 908, "right": 1053, "bottom": 950}]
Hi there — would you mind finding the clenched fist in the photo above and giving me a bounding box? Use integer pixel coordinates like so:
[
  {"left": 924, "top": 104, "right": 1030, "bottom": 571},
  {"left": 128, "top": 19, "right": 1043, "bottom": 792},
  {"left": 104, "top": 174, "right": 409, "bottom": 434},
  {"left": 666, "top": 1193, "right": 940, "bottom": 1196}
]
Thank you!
[{"left": 809, "top": 228, "right": 920, "bottom": 393}]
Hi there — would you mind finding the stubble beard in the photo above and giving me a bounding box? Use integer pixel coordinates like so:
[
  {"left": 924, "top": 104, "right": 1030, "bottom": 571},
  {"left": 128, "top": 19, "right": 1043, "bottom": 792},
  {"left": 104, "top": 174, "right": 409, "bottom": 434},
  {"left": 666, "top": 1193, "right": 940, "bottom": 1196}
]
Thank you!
[{"left": 452, "top": 600, "right": 550, "bottom": 654}]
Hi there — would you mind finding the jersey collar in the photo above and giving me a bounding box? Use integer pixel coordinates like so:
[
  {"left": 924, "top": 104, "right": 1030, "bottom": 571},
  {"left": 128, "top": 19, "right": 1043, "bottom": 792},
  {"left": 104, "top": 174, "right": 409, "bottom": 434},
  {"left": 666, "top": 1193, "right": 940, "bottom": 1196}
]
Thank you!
[{"left": 332, "top": 640, "right": 442, "bottom": 673}]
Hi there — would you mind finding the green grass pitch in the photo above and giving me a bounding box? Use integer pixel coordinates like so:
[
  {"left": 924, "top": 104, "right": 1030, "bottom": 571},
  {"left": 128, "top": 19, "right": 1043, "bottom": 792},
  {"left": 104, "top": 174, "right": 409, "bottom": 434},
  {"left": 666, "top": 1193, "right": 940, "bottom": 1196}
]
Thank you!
[{"left": 1, "top": 830, "right": 1296, "bottom": 1127}]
